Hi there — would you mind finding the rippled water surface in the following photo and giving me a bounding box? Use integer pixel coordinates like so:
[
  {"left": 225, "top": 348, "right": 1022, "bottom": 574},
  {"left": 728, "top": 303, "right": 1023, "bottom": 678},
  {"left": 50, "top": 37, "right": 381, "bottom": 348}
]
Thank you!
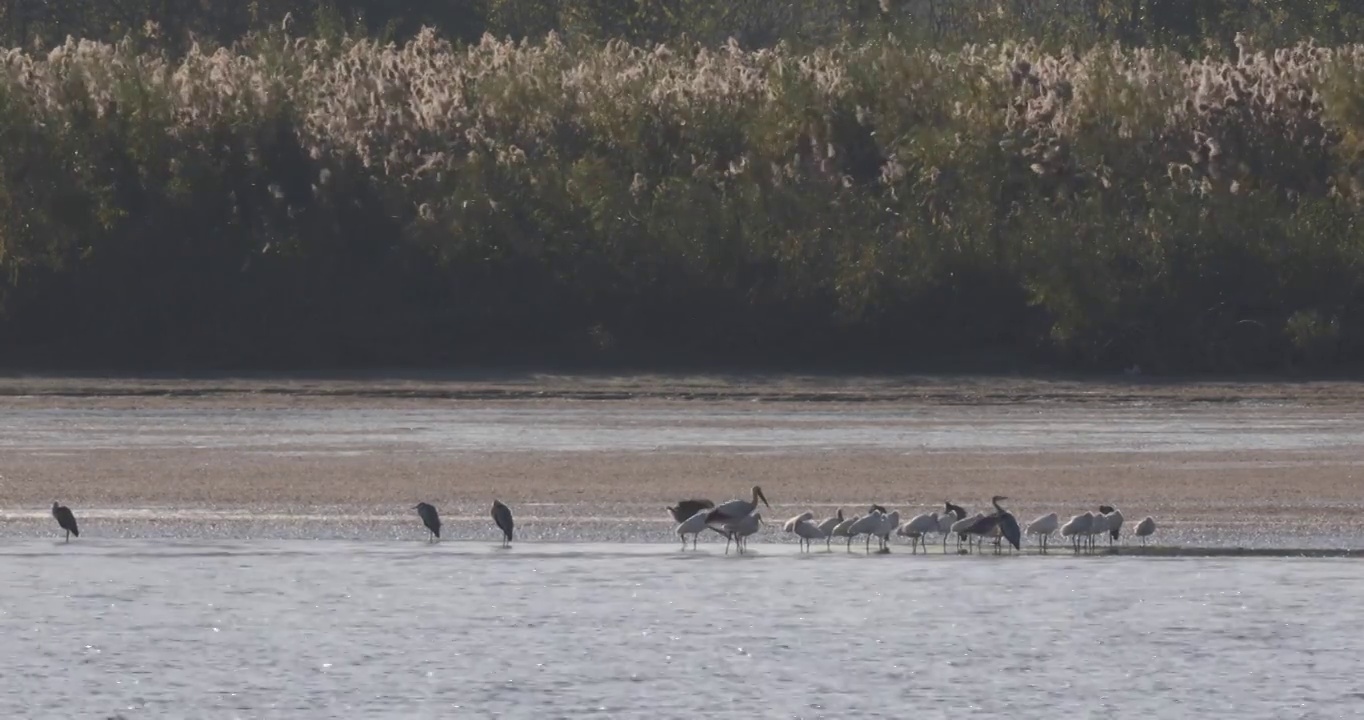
[{"left": 2, "top": 541, "right": 1362, "bottom": 719}]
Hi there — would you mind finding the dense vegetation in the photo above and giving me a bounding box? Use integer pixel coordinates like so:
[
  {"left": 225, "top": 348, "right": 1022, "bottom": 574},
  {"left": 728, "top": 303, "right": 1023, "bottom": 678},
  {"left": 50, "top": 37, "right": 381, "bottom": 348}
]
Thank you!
[{"left": 3, "top": 2, "right": 1364, "bottom": 371}]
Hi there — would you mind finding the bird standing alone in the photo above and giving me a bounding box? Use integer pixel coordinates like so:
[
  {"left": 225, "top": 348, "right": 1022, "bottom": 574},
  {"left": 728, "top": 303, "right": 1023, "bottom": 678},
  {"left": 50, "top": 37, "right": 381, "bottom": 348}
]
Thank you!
[
  {"left": 51, "top": 502, "right": 79, "bottom": 543},
  {"left": 492, "top": 500, "right": 514, "bottom": 547},
  {"left": 413, "top": 502, "right": 441, "bottom": 542}
]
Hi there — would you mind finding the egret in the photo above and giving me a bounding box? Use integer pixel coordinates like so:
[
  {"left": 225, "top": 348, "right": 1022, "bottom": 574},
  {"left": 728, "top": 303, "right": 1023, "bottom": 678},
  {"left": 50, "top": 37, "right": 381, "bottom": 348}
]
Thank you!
[
  {"left": 1026, "top": 512, "right": 1059, "bottom": 553},
  {"left": 413, "top": 502, "right": 441, "bottom": 542},
  {"left": 51, "top": 502, "right": 79, "bottom": 543},
  {"left": 793, "top": 518, "right": 827, "bottom": 552},
  {"left": 667, "top": 499, "right": 715, "bottom": 524},
  {"left": 899, "top": 512, "right": 940, "bottom": 554},
  {"left": 491, "top": 499, "right": 514, "bottom": 547},
  {"left": 1134, "top": 516, "right": 1157, "bottom": 546},
  {"left": 1098, "top": 505, "right": 1125, "bottom": 547},
  {"left": 676, "top": 509, "right": 710, "bottom": 549}
]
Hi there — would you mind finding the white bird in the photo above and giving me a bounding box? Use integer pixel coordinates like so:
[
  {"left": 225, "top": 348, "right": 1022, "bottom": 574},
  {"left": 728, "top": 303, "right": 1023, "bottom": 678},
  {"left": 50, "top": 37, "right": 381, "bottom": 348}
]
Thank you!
[
  {"left": 832, "top": 514, "right": 860, "bottom": 546},
  {"left": 675, "top": 509, "right": 710, "bottom": 550},
  {"left": 936, "top": 511, "right": 957, "bottom": 551},
  {"left": 899, "top": 512, "right": 940, "bottom": 554},
  {"left": 793, "top": 518, "right": 828, "bottom": 552},
  {"left": 1134, "top": 516, "right": 1157, "bottom": 546},
  {"left": 949, "top": 512, "right": 985, "bottom": 552},
  {"left": 875, "top": 510, "right": 900, "bottom": 552},
  {"left": 725, "top": 513, "right": 763, "bottom": 554},
  {"left": 1026, "top": 512, "right": 1059, "bottom": 553},
  {"left": 783, "top": 511, "right": 815, "bottom": 533},
  {"left": 815, "top": 509, "right": 844, "bottom": 550},
  {"left": 706, "top": 485, "right": 772, "bottom": 550},
  {"left": 847, "top": 512, "right": 884, "bottom": 553},
  {"left": 1061, "top": 512, "right": 1094, "bottom": 553},
  {"left": 1098, "top": 505, "right": 1125, "bottom": 548}
]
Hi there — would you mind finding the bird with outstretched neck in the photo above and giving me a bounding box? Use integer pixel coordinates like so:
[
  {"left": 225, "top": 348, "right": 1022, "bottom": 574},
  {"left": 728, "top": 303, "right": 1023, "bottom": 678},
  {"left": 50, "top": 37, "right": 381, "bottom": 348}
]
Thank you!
[
  {"left": 51, "top": 502, "right": 79, "bottom": 543},
  {"left": 414, "top": 502, "right": 441, "bottom": 542},
  {"left": 492, "top": 500, "right": 514, "bottom": 547}
]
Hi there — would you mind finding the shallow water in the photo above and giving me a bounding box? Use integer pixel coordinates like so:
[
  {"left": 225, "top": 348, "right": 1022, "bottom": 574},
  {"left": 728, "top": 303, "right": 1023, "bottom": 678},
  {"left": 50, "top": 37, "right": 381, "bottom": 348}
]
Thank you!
[
  {"left": 2, "top": 403, "right": 1362, "bottom": 454},
  {"left": 1, "top": 541, "right": 1361, "bottom": 719}
]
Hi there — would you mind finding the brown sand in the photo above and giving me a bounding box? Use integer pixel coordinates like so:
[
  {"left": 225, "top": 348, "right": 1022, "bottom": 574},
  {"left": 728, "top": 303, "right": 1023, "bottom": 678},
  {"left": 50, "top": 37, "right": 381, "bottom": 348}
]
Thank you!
[{"left": 2, "top": 374, "right": 1363, "bottom": 522}]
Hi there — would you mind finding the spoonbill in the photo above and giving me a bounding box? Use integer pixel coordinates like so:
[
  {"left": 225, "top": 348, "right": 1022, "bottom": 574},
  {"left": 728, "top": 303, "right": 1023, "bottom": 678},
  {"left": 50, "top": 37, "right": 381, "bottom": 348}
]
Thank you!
[
  {"left": 783, "top": 511, "right": 815, "bottom": 533},
  {"left": 816, "top": 509, "right": 844, "bottom": 550},
  {"left": 676, "top": 509, "right": 710, "bottom": 549},
  {"left": 899, "top": 512, "right": 940, "bottom": 554},
  {"left": 413, "top": 502, "right": 441, "bottom": 542},
  {"left": 944, "top": 501, "right": 969, "bottom": 548},
  {"left": 950, "top": 512, "right": 985, "bottom": 552},
  {"left": 1060, "top": 512, "right": 1093, "bottom": 553},
  {"left": 1026, "top": 512, "right": 1059, "bottom": 553},
  {"left": 667, "top": 499, "right": 715, "bottom": 524},
  {"left": 492, "top": 499, "right": 515, "bottom": 547},
  {"left": 724, "top": 513, "right": 763, "bottom": 555},
  {"left": 793, "top": 518, "right": 827, "bottom": 552},
  {"left": 936, "top": 512, "right": 957, "bottom": 551},
  {"left": 875, "top": 510, "right": 900, "bottom": 552},
  {"left": 706, "top": 486, "right": 771, "bottom": 550},
  {"left": 1098, "top": 505, "right": 1125, "bottom": 547},
  {"left": 1134, "top": 516, "right": 1157, "bottom": 546},
  {"left": 847, "top": 512, "right": 884, "bottom": 553},
  {"left": 51, "top": 502, "right": 79, "bottom": 543},
  {"left": 961, "top": 513, "right": 1001, "bottom": 553},
  {"left": 832, "top": 514, "right": 860, "bottom": 548}
]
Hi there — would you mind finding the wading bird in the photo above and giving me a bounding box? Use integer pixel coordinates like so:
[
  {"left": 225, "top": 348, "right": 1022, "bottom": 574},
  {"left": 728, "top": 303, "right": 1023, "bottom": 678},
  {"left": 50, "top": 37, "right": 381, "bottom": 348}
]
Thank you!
[
  {"left": 899, "top": 512, "right": 940, "bottom": 554},
  {"left": 706, "top": 486, "right": 771, "bottom": 549},
  {"left": 793, "top": 517, "right": 827, "bottom": 552},
  {"left": 1061, "top": 512, "right": 1094, "bottom": 553},
  {"left": 876, "top": 510, "right": 900, "bottom": 552},
  {"left": 950, "top": 512, "right": 985, "bottom": 552},
  {"left": 51, "top": 502, "right": 79, "bottom": 543},
  {"left": 492, "top": 499, "right": 514, "bottom": 547},
  {"left": 816, "top": 509, "right": 844, "bottom": 550},
  {"left": 832, "top": 513, "right": 860, "bottom": 548},
  {"left": 1026, "top": 512, "right": 1059, "bottom": 553},
  {"left": 783, "top": 511, "right": 815, "bottom": 533},
  {"left": 944, "top": 501, "right": 969, "bottom": 549},
  {"left": 667, "top": 499, "right": 715, "bottom": 524},
  {"left": 992, "top": 496, "right": 1021, "bottom": 552},
  {"left": 1098, "top": 505, "right": 1125, "bottom": 547},
  {"left": 675, "top": 509, "right": 710, "bottom": 550},
  {"left": 847, "top": 511, "right": 884, "bottom": 553},
  {"left": 961, "top": 513, "right": 1001, "bottom": 553},
  {"left": 1134, "top": 516, "right": 1157, "bottom": 546},
  {"left": 724, "top": 513, "right": 763, "bottom": 555},
  {"left": 413, "top": 502, "right": 441, "bottom": 542}
]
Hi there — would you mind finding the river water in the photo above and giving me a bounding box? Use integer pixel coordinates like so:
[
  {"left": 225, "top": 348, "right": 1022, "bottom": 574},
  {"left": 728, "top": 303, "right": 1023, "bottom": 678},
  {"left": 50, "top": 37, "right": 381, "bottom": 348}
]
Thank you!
[{"left": 1, "top": 541, "right": 1361, "bottom": 719}]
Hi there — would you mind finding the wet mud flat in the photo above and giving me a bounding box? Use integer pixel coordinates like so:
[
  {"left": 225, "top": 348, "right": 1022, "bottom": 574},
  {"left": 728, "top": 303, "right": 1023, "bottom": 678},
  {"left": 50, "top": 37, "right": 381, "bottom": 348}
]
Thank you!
[{"left": 2, "top": 373, "right": 1364, "bottom": 547}]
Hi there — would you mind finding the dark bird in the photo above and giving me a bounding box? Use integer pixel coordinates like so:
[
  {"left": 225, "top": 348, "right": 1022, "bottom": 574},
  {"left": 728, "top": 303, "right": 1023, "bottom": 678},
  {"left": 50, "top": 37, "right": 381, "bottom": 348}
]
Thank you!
[
  {"left": 667, "top": 498, "right": 715, "bottom": 523},
  {"left": 944, "top": 500, "right": 970, "bottom": 546},
  {"left": 1098, "top": 504, "right": 1124, "bottom": 544},
  {"left": 413, "top": 502, "right": 441, "bottom": 542},
  {"left": 51, "top": 501, "right": 79, "bottom": 542},
  {"left": 492, "top": 499, "right": 514, "bottom": 547},
  {"left": 992, "top": 495, "right": 1021, "bottom": 552},
  {"left": 962, "top": 513, "right": 1001, "bottom": 552}
]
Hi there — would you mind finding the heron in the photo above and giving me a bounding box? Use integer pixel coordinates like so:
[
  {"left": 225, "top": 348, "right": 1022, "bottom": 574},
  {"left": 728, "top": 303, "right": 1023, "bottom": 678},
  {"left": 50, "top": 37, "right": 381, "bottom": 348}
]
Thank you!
[
  {"left": 413, "top": 502, "right": 441, "bottom": 542},
  {"left": 51, "top": 502, "right": 79, "bottom": 543},
  {"left": 1026, "top": 512, "right": 1059, "bottom": 553},
  {"left": 675, "top": 509, "right": 710, "bottom": 550},
  {"left": 898, "top": 512, "right": 940, "bottom": 554},
  {"left": 816, "top": 509, "right": 844, "bottom": 550},
  {"left": 491, "top": 499, "right": 514, "bottom": 547},
  {"left": 782, "top": 511, "right": 815, "bottom": 533},
  {"left": 1134, "top": 516, "right": 1157, "bottom": 546},
  {"left": 991, "top": 496, "right": 1021, "bottom": 553},
  {"left": 1098, "top": 505, "right": 1125, "bottom": 547},
  {"left": 667, "top": 499, "right": 715, "bottom": 524}
]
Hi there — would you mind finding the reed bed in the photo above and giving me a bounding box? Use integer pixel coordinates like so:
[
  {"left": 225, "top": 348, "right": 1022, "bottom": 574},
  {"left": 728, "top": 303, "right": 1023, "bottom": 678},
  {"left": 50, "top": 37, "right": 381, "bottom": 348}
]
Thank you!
[{"left": 2, "top": 29, "right": 1363, "bottom": 370}]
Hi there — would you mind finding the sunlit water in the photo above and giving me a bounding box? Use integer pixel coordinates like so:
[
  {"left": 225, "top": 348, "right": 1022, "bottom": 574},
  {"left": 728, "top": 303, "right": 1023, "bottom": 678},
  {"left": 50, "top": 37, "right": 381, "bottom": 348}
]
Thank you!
[{"left": 2, "top": 541, "right": 1361, "bottom": 719}]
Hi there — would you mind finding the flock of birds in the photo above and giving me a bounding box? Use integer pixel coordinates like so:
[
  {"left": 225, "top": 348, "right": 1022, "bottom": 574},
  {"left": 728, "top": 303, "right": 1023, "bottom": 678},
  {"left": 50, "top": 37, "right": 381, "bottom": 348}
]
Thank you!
[
  {"left": 667, "top": 486, "right": 1160, "bottom": 555},
  {"left": 46, "top": 487, "right": 1158, "bottom": 554}
]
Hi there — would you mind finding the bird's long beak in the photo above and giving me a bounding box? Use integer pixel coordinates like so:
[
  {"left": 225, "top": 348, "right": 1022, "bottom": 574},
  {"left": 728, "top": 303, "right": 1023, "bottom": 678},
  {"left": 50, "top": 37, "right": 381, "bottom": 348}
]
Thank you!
[{"left": 758, "top": 488, "right": 770, "bottom": 509}]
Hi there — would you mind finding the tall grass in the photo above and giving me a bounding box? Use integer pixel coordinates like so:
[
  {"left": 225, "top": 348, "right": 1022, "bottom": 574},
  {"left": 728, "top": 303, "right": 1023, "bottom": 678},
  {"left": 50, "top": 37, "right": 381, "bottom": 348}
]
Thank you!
[{"left": 2, "top": 28, "right": 1364, "bottom": 370}]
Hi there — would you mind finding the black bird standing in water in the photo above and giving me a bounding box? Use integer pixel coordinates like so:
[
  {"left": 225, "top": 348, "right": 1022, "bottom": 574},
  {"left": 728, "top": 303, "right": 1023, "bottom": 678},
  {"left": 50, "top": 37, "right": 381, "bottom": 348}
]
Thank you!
[
  {"left": 51, "top": 501, "right": 79, "bottom": 542},
  {"left": 414, "top": 502, "right": 441, "bottom": 542},
  {"left": 492, "top": 499, "right": 514, "bottom": 547}
]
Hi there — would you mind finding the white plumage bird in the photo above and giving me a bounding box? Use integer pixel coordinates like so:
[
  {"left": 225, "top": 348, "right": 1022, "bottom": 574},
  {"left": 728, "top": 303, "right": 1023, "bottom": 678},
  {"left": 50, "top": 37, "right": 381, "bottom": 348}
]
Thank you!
[
  {"left": 815, "top": 509, "right": 844, "bottom": 550},
  {"left": 792, "top": 518, "right": 828, "bottom": 552},
  {"left": 847, "top": 512, "right": 884, "bottom": 553},
  {"left": 783, "top": 511, "right": 815, "bottom": 533},
  {"left": 949, "top": 512, "right": 985, "bottom": 552},
  {"left": 1061, "top": 512, "right": 1094, "bottom": 553},
  {"left": 899, "top": 512, "right": 940, "bottom": 554},
  {"left": 1026, "top": 512, "right": 1059, "bottom": 553},
  {"left": 1134, "top": 516, "right": 1157, "bottom": 546},
  {"left": 675, "top": 509, "right": 710, "bottom": 550}
]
